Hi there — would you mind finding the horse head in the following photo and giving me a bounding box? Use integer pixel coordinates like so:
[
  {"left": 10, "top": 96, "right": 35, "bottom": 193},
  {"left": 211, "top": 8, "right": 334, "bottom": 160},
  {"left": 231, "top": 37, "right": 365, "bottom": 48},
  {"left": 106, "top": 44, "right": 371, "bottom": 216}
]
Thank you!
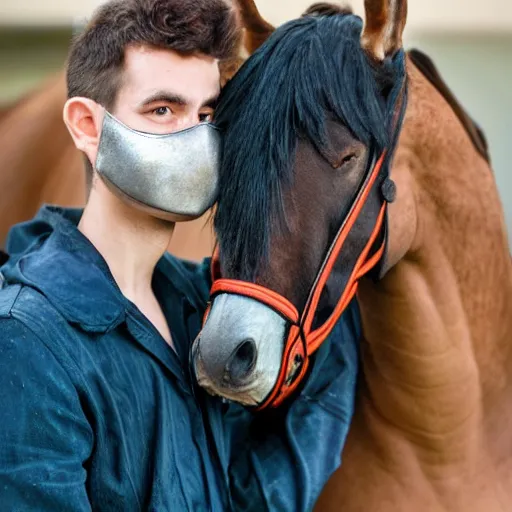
[{"left": 193, "top": 0, "right": 411, "bottom": 406}]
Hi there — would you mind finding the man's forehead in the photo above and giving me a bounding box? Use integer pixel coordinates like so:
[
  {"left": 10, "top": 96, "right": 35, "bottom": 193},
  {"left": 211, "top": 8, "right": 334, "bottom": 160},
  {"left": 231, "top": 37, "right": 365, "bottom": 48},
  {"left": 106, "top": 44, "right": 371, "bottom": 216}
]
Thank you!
[
  {"left": 121, "top": 44, "right": 220, "bottom": 102},
  {"left": 124, "top": 44, "right": 178, "bottom": 68}
]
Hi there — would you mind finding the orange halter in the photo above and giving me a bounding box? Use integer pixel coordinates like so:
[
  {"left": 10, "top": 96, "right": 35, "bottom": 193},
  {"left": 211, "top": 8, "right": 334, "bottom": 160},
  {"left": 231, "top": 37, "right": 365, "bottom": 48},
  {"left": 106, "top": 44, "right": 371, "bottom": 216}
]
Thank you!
[{"left": 204, "top": 151, "right": 396, "bottom": 410}]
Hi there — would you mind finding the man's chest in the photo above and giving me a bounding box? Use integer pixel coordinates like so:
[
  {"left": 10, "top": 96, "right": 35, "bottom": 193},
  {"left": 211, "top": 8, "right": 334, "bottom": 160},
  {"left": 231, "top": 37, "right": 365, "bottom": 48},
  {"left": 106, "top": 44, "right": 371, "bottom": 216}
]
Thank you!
[{"left": 80, "top": 332, "right": 229, "bottom": 511}]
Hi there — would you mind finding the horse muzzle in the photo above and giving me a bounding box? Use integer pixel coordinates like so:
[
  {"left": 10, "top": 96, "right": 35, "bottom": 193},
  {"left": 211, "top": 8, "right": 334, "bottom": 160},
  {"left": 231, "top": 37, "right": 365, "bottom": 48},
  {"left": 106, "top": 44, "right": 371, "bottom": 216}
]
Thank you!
[{"left": 191, "top": 293, "right": 287, "bottom": 407}]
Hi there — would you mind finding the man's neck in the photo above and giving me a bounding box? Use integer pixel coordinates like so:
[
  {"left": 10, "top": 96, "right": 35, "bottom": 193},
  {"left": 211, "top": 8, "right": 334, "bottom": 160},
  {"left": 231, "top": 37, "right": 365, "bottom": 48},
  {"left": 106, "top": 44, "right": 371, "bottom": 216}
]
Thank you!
[{"left": 78, "top": 182, "right": 175, "bottom": 301}]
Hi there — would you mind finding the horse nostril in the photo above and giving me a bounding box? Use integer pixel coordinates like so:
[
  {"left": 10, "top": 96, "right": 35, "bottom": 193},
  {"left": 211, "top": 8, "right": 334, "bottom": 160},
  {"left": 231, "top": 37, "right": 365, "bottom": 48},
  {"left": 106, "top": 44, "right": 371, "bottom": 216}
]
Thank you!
[{"left": 225, "top": 338, "right": 257, "bottom": 385}]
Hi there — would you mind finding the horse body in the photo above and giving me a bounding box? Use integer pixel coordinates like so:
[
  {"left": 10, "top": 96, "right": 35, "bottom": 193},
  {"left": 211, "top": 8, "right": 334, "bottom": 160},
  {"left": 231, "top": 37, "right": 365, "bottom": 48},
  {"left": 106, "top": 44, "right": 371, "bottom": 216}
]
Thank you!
[{"left": 317, "top": 58, "right": 512, "bottom": 511}]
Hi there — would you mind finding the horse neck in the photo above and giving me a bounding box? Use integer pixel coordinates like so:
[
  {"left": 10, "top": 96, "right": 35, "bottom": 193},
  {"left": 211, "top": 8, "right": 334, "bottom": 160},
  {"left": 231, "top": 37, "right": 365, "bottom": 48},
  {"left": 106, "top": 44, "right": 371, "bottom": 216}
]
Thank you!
[
  {"left": 354, "top": 59, "right": 512, "bottom": 454},
  {"left": 406, "top": 60, "right": 511, "bottom": 381},
  {"left": 0, "top": 72, "right": 84, "bottom": 244}
]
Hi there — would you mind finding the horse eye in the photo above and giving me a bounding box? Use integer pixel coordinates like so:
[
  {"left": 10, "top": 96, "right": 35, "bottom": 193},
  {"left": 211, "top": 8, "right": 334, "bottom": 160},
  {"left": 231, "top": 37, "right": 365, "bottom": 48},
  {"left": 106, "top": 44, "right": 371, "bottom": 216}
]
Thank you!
[{"left": 339, "top": 153, "right": 356, "bottom": 167}]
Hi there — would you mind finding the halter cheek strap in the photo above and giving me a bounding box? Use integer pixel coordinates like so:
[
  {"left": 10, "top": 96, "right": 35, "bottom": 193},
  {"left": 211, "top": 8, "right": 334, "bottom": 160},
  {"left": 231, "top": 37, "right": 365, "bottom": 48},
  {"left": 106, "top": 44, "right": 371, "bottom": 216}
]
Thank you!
[{"left": 205, "top": 151, "right": 394, "bottom": 410}]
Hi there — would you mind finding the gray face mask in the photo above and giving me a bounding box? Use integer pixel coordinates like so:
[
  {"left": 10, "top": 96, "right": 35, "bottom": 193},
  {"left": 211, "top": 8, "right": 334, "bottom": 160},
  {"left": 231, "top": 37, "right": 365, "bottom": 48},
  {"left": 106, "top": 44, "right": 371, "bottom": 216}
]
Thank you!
[{"left": 95, "top": 111, "right": 221, "bottom": 221}]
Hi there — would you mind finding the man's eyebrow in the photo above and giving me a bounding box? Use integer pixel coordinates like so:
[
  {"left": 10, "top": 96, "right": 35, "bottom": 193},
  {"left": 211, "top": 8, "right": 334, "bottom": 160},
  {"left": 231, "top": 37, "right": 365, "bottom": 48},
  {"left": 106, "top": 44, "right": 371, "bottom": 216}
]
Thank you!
[{"left": 140, "top": 92, "right": 188, "bottom": 108}]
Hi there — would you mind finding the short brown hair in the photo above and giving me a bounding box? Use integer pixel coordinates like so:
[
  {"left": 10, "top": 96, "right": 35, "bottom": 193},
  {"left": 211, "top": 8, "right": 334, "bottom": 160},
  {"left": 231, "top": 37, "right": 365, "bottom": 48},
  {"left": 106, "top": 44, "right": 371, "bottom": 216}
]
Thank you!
[
  {"left": 66, "top": 0, "right": 241, "bottom": 187},
  {"left": 67, "top": 0, "right": 240, "bottom": 107}
]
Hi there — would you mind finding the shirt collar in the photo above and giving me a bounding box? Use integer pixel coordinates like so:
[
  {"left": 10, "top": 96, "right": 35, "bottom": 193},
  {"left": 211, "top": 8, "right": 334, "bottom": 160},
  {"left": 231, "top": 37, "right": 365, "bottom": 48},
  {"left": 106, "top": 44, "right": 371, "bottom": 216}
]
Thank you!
[{"left": 15, "top": 207, "right": 128, "bottom": 332}]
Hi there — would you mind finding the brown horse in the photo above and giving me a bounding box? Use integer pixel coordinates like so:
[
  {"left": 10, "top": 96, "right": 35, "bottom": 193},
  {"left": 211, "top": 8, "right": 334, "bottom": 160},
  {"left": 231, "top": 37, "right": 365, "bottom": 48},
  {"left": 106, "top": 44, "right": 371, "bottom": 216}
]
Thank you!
[{"left": 193, "top": 1, "right": 512, "bottom": 510}]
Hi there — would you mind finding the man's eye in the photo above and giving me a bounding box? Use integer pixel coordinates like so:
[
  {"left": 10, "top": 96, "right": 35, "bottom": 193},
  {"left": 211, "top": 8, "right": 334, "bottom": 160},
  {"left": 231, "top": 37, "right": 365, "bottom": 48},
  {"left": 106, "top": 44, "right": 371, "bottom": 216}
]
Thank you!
[
  {"left": 153, "top": 106, "right": 171, "bottom": 116},
  {"left": 199, "top": 112, "right": 213, "bottom": 122}
]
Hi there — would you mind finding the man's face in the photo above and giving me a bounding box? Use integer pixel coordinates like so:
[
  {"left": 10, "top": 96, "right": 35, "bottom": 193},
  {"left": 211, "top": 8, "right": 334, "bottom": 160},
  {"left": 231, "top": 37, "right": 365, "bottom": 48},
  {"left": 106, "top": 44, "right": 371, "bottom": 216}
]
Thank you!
[{"left": 111, "top": 44, "right": 221, "bottom": 134}]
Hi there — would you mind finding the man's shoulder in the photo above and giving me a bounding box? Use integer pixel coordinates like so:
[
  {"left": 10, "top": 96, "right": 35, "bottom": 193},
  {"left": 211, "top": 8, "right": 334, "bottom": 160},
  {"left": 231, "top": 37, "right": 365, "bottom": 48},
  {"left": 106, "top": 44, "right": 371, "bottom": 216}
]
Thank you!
[
  {"left": 0, "top": 283, "right": 73, "bottom": 356},
  {"left": 0, "top": 278, "right": 55, "bottom": 313},
  {"left": 0, "top": 283, "right": 60, "bottom": 341},
  {"left": 0, "top": 285, "right": 58, "bottom": 363}
]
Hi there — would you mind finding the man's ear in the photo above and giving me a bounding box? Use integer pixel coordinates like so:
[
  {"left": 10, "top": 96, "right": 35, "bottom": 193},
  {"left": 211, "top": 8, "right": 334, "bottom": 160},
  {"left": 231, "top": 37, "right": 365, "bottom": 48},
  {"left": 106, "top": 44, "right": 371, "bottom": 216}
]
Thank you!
[{"left": 63, "top": 97, "right": 104, "bottom": 168}]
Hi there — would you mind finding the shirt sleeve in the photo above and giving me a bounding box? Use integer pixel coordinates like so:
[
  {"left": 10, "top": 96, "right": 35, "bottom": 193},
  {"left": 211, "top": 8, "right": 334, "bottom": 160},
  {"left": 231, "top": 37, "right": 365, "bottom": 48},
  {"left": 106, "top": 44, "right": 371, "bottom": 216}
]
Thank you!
[
  {"left": 227, "top": 301, "right": 361, "bottom": 512},
  {"left": 0, "top": 318, "right": 94, "bottom": 511}
]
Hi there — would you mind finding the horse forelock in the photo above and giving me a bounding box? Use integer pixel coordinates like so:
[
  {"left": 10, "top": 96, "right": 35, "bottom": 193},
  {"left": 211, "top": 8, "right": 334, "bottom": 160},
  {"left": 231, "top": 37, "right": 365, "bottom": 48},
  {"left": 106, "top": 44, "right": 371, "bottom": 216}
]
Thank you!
[{"left": 214, "top": 11, "right": 407, "bottom": 281}]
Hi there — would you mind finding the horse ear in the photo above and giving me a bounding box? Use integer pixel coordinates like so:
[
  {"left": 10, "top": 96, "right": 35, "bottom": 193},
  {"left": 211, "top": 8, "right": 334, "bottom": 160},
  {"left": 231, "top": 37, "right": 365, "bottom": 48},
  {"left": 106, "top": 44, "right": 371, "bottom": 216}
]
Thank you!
[
  {"left": 361, "top": 0, "right": 408, "bottom": 61},
  {"left": 234, "top": 0, "right": 275, "bottom": 54},
  {"left": 219, "top": 1, "right": 274, "bottom": 86}
]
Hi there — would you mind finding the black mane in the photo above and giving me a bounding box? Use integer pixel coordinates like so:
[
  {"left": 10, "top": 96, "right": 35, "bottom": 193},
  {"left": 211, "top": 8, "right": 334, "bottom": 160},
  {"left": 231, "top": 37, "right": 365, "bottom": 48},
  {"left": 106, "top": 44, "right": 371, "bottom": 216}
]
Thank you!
[{"left": 214, "top": 10, "right": 406, "bottom": 280}]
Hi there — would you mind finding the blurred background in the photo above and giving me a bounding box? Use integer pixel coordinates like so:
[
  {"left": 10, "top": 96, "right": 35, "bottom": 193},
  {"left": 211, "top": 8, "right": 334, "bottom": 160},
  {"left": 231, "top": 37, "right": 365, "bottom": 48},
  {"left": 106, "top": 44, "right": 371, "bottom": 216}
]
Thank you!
[{"left": 0, "top": 0, "right": 510, "bottom": 258}]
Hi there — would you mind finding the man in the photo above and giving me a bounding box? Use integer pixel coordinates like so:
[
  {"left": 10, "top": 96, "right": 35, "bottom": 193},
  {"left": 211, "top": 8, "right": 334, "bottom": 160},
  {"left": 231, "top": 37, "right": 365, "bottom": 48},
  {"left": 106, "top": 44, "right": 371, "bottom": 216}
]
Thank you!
[{"left": 0, "top": 0, "right": 361, "bottom": 510}]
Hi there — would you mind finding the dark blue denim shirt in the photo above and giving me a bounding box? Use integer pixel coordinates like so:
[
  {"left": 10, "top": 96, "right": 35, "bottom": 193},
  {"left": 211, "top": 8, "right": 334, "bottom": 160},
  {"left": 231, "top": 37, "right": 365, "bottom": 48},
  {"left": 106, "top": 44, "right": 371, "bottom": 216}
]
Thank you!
[{"left": 0, "top": 206, "right": 360, "bottom": 511}]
